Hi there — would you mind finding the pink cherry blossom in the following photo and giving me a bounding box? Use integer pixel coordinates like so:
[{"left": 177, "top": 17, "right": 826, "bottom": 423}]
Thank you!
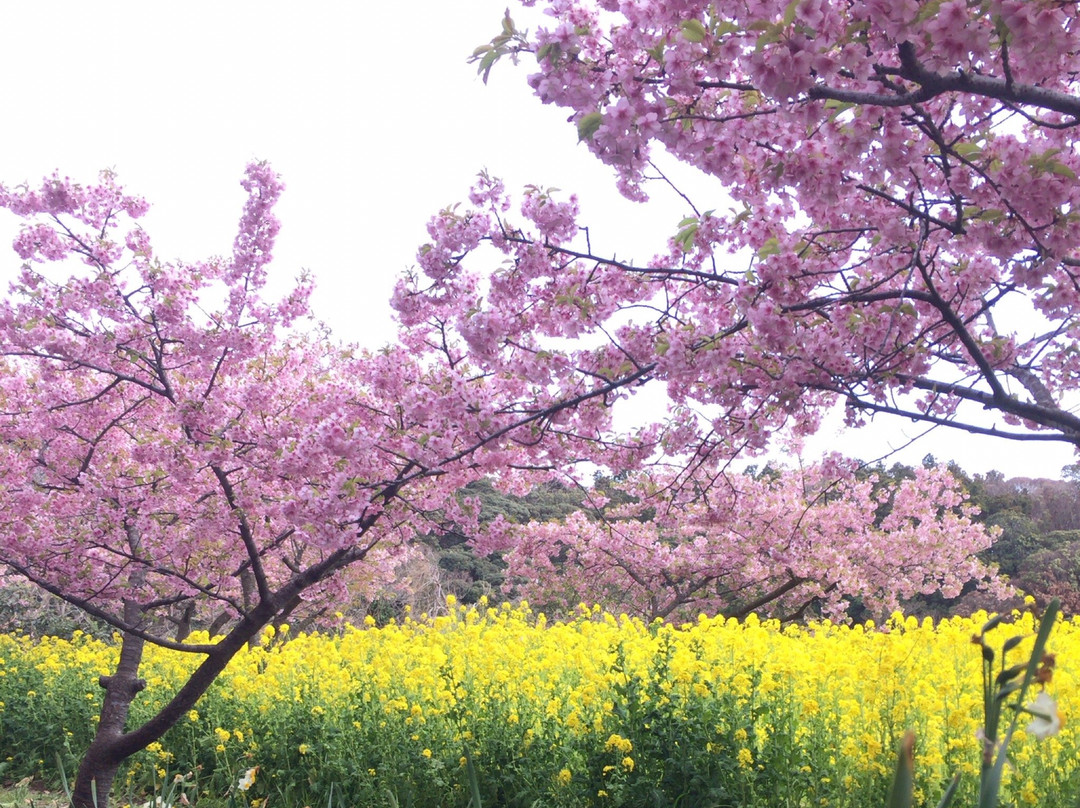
[
  {"left": 479, "top": 460, "right": 1002, "bottom": 621},
  {"left": 0, "top": 164, "right": 619, "bottom": 808}
]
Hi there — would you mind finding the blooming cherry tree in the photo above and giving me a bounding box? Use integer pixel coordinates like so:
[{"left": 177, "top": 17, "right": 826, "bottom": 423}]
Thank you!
[
  {"left": 386, "top": 1, "right": 1080, "bottom": 626},
  {"left": 423, "top": 0, "right": 1080, "bottom": 456},
  {"left": 2, "top": 0, "right": 1064, "bottom": 798},
  {"left": 0, "top": 165, "right": 615, "bottom": 807},
  {"left": 476, "top": 459, "right": 1002, "bottom": 621}
]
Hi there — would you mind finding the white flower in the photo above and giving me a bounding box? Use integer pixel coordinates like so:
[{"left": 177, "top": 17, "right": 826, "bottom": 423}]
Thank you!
[
  {"left": 1025, "top": 692, "right": 1064, "bottom": 740},
  {"left": 237, "top": 767, "right": 259, "bottom": 792}
]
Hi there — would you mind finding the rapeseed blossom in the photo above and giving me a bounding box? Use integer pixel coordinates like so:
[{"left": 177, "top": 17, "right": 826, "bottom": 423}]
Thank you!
[{"left": 0, "top": 602, "right": 1074, "bottom": 807}]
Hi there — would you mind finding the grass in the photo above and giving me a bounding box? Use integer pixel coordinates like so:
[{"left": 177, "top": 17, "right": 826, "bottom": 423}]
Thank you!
[{"left": 0, "top": 778, "right": 66, "bottom": 808}]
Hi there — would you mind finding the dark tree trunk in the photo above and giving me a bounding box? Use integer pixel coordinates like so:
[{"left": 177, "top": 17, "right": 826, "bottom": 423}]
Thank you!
[
  {"left": 64, "top": 537, "right": 368, "bottom": 808},
  {"left": 69, "top": 602, "right": 278, "bottom": 808},
  {"left": 72, "top": 623, "right": 146, "bottom": 808}
]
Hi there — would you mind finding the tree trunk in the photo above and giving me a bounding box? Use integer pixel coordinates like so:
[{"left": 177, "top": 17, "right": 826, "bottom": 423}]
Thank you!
[
  {"left": 63, "top": 541, "right": 361, "bottom": 807},
  {"left": 72, "top": 622, "right": 146, "bottom": 808},
  {"left": 68, "top": 602, "right": 279, "bottom": 808}
]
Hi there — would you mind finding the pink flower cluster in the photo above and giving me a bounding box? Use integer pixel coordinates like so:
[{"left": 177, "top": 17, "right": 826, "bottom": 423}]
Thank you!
[{"left": 479, "top": 459, "right": 1001, "bottom": 621}]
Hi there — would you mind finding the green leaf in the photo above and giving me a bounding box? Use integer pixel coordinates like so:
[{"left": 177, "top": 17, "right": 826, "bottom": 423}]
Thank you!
[
  {"left": 782, "top": 0, "right": 799, "bottom": 27},
  {"left": 952, "top": 141, "right": 984, "bottom": 160},
  {"left": 577, "top": 111, "right": 604, "bottom": 142},
  {"left": 655, "top": 333, "right": 671, "bottom": 356},
  {"left": 464, "top": 745, "right": 483, "bottom": 808},
  {"left": 976, "top": 208, "right": 1005, "bottom": 224},
  {"left": 477, "top": 50, "right": 499, "bottom": 84},
  {"left": 675, "top": 219, "right": 699, "bottom": 252},
  {"left": 756, "top": 236, "right": 781, "bottom": 259},
  {"left": 981, "top": 599, "right": 1060, "bottom": 808},
  {"left": 886, "top": 731, "right": 915, "bottom": 808},
  {"left": 935, "top": 773, "right": 961, "bottom": 808},
  {"left": 755, "top": 24, "right": 783, "bottom": 51},
  {"left": 915, "top": 0, "right": 945, "bottom": 24},
  {"left": 1050, "top": 160, "right": 1078, "bottom": 180},
  {"left": 680, "top": 19, "right": 708, "bottom": 42}
]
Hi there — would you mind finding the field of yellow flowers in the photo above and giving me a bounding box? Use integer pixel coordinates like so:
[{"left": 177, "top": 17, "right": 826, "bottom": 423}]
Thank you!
[{"left": 0, "top": 599, "right": 1075, "bottom": 808}]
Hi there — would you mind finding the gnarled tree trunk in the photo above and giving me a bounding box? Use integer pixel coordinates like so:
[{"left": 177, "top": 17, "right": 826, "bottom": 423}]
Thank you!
[{"left": 72, "top": 600, "right": 146, "bottom": 808}]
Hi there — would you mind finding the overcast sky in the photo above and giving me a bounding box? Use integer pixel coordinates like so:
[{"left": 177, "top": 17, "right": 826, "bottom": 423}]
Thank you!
[{"left": 0, "top": 2, "right": 1073, "bottom": 479}]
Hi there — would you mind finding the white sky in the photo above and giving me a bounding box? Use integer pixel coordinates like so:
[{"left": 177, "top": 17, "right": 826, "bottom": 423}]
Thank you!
[{"left": 0, "top": 2, "right": 1074, "bottom": 479}]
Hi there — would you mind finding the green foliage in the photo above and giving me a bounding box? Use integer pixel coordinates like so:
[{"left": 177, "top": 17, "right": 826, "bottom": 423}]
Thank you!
[
  {"left": 883, "top": 600, "right": 1062, "bottom": 808},
  {"left": 0, "top": 581, "right": 108, "bottom": 640}
]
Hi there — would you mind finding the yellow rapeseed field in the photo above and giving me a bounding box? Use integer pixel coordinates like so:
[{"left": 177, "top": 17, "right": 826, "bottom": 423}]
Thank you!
[{"left": 0, "top": 599, "right": 1075, "bottom": 807}]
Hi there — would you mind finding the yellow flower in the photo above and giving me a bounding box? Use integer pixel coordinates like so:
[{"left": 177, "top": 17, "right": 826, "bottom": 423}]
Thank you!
[
  {"left": 422, "top": 748, "right": 432, "bottom": 758},
  {"left": 298, "top": 743, "right": 310, "bottom": 755},
  {"left": 1020, "top": 779, "right": 1039, "bottom": 805},
  {"left": 604, "top": 733, "right": 633, "bottom": 753},
  {"left": 556, "top": 768, "right": 572, "bottom": 786},
  {"left": 737, "top": 748, "right": 754, "bottom": 769},
  {"left": 187, "top": 710, "right": 199, "bottom": 723},
  {"left": 621, "top": 756, "right": 635, "bottom": 772}
]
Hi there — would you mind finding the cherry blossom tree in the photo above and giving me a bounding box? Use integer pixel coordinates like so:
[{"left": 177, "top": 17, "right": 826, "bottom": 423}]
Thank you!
[
  {"left": 387, "top": 1, "right": 1080, "bottom": 623},
  {"left": 390, "top": 0, "right": 1073, "bottom": 633},
  {"left": 2, "top": 0, "right": 1063, "bottom": 796},
  {"left": 0, "top": 164, "right": 631, "bottom": 808},
  {"left": 409, "top": 0, "right": 1080, "bottom": 458},
  {"left": 475, "top": 458, "right": 1002, "bottom": 622}
]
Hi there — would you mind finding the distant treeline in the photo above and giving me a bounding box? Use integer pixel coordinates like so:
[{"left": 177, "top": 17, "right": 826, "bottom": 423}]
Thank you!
[{"left": 1, "top": 458, "right": 1078, "bottom": 637}]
